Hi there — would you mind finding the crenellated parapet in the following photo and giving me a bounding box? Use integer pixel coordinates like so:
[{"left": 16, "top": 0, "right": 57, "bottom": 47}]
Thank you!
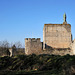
[
  {"left": 25, "top": 38, "right": 41, "bottom": 42},
  {"left": 25, "top": 38, "right": 42, "bottom": 55},
  {"left": 25, "top": 38, "right": 31, "bottom": 42}
]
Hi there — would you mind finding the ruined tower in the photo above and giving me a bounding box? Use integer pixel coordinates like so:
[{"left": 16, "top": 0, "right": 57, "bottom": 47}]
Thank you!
[
  {"left": 43, "top": 14, "right": 72, "bottom": 50},
  {"left": 25, "top": 38, "right": 42, "bottom": 55}
]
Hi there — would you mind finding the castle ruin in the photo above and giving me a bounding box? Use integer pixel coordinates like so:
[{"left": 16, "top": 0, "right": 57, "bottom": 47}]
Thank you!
[{"left": 25, "top": 14, "right": 75, "bottom": 55}]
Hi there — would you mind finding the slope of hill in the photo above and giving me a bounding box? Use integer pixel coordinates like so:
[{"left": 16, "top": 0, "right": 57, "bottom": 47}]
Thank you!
[{"left": 0, "top": 54, "right": 75, "bottom": 75}]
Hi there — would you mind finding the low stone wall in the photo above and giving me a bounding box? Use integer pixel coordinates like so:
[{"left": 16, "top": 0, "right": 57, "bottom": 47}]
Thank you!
[
  {"left": 39, "top": 49, "right": 73, "bottom": 56},
  {"left": 25, "top": 46, "right": 73, "bottom": 56}
]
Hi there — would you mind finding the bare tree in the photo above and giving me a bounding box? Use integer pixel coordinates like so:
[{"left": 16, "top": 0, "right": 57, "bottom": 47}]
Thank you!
[
  {"left": 0, "top": 40, "right": 10, "bottom": 56},
  {"left": 1, "top": 40, "right": 9, "bottom": 48},
  {"left": 0, "top": 40, "right": 24, "bottom": 56},
  {"left": 15, "top": 41, "right": 22, "bottom": 49}
]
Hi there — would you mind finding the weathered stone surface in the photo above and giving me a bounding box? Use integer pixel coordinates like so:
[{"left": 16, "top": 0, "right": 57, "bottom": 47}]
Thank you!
[
  {"left": 43, "top": 24, "right": 72, "bottom": 49},
  {"left": 9, "top": 48, "right": 13, "bottom": 57},
  {"left": 71, "top": 39, "right": 75, "bottom": 54},
  {"left": 25, "top": 38, "right": 42, "bottom": 55}
]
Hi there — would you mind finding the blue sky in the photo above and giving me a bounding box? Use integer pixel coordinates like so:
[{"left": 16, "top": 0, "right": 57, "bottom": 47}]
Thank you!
[{"left": 0, "top": 0, "right": 75, "bottom": 47}]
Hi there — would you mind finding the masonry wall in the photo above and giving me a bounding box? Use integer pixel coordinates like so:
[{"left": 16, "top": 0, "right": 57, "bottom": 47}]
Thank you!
[
  {"left": 72, "top": 39, "right": 75, "bottom": 54},
  {"left": 25, "top": 23, "right": 74, "bottom": 55},
  {"left": 25, "top": 38, "right": 73, "bottom": 55},
  {"left": 25, "top": 38, "right": 42, "bottom": 55},
  {"left": 43, "top": 24, "right": 72, "bottom": 49},
  {"left": 38, "top": 49, "right": 73, "bottom": 56}
]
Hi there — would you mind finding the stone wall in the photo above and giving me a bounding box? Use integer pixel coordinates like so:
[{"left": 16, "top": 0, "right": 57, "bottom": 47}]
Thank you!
[
  {"left": 43, "top": 24, "right": 72, "bottom": 49},
  {"left": 25, "top": 38, "right": 42, "bottom": 55},
  {"left": 25, "top": 38, "right": 73, "bottom": 55},
  {"left": 25, "top": 47, "right": 73, "bottom": 56},
  {"left": 38, "top": 49, "right": 73, "bottom": 56},
  {"left": 72, "top": 39, "right": 75, "bottom": 54},
  {"left": 25, "top": 24, "right": 73, "bottom": 55}
]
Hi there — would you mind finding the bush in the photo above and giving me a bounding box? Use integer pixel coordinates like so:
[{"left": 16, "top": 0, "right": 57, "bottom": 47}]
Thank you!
[{"left": 0, "top": 54, "right": 75, "bottom": 75}]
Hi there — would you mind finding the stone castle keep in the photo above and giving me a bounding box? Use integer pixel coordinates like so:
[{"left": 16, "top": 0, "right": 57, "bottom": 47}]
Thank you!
[{"left": 25, "top": 14, "right": 75, "bottom": 55}]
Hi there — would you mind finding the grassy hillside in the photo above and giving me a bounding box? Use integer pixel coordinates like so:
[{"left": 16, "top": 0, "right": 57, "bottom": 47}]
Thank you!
[{"left": 0, "top": 54, "right": 75, "bottom": 75}]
